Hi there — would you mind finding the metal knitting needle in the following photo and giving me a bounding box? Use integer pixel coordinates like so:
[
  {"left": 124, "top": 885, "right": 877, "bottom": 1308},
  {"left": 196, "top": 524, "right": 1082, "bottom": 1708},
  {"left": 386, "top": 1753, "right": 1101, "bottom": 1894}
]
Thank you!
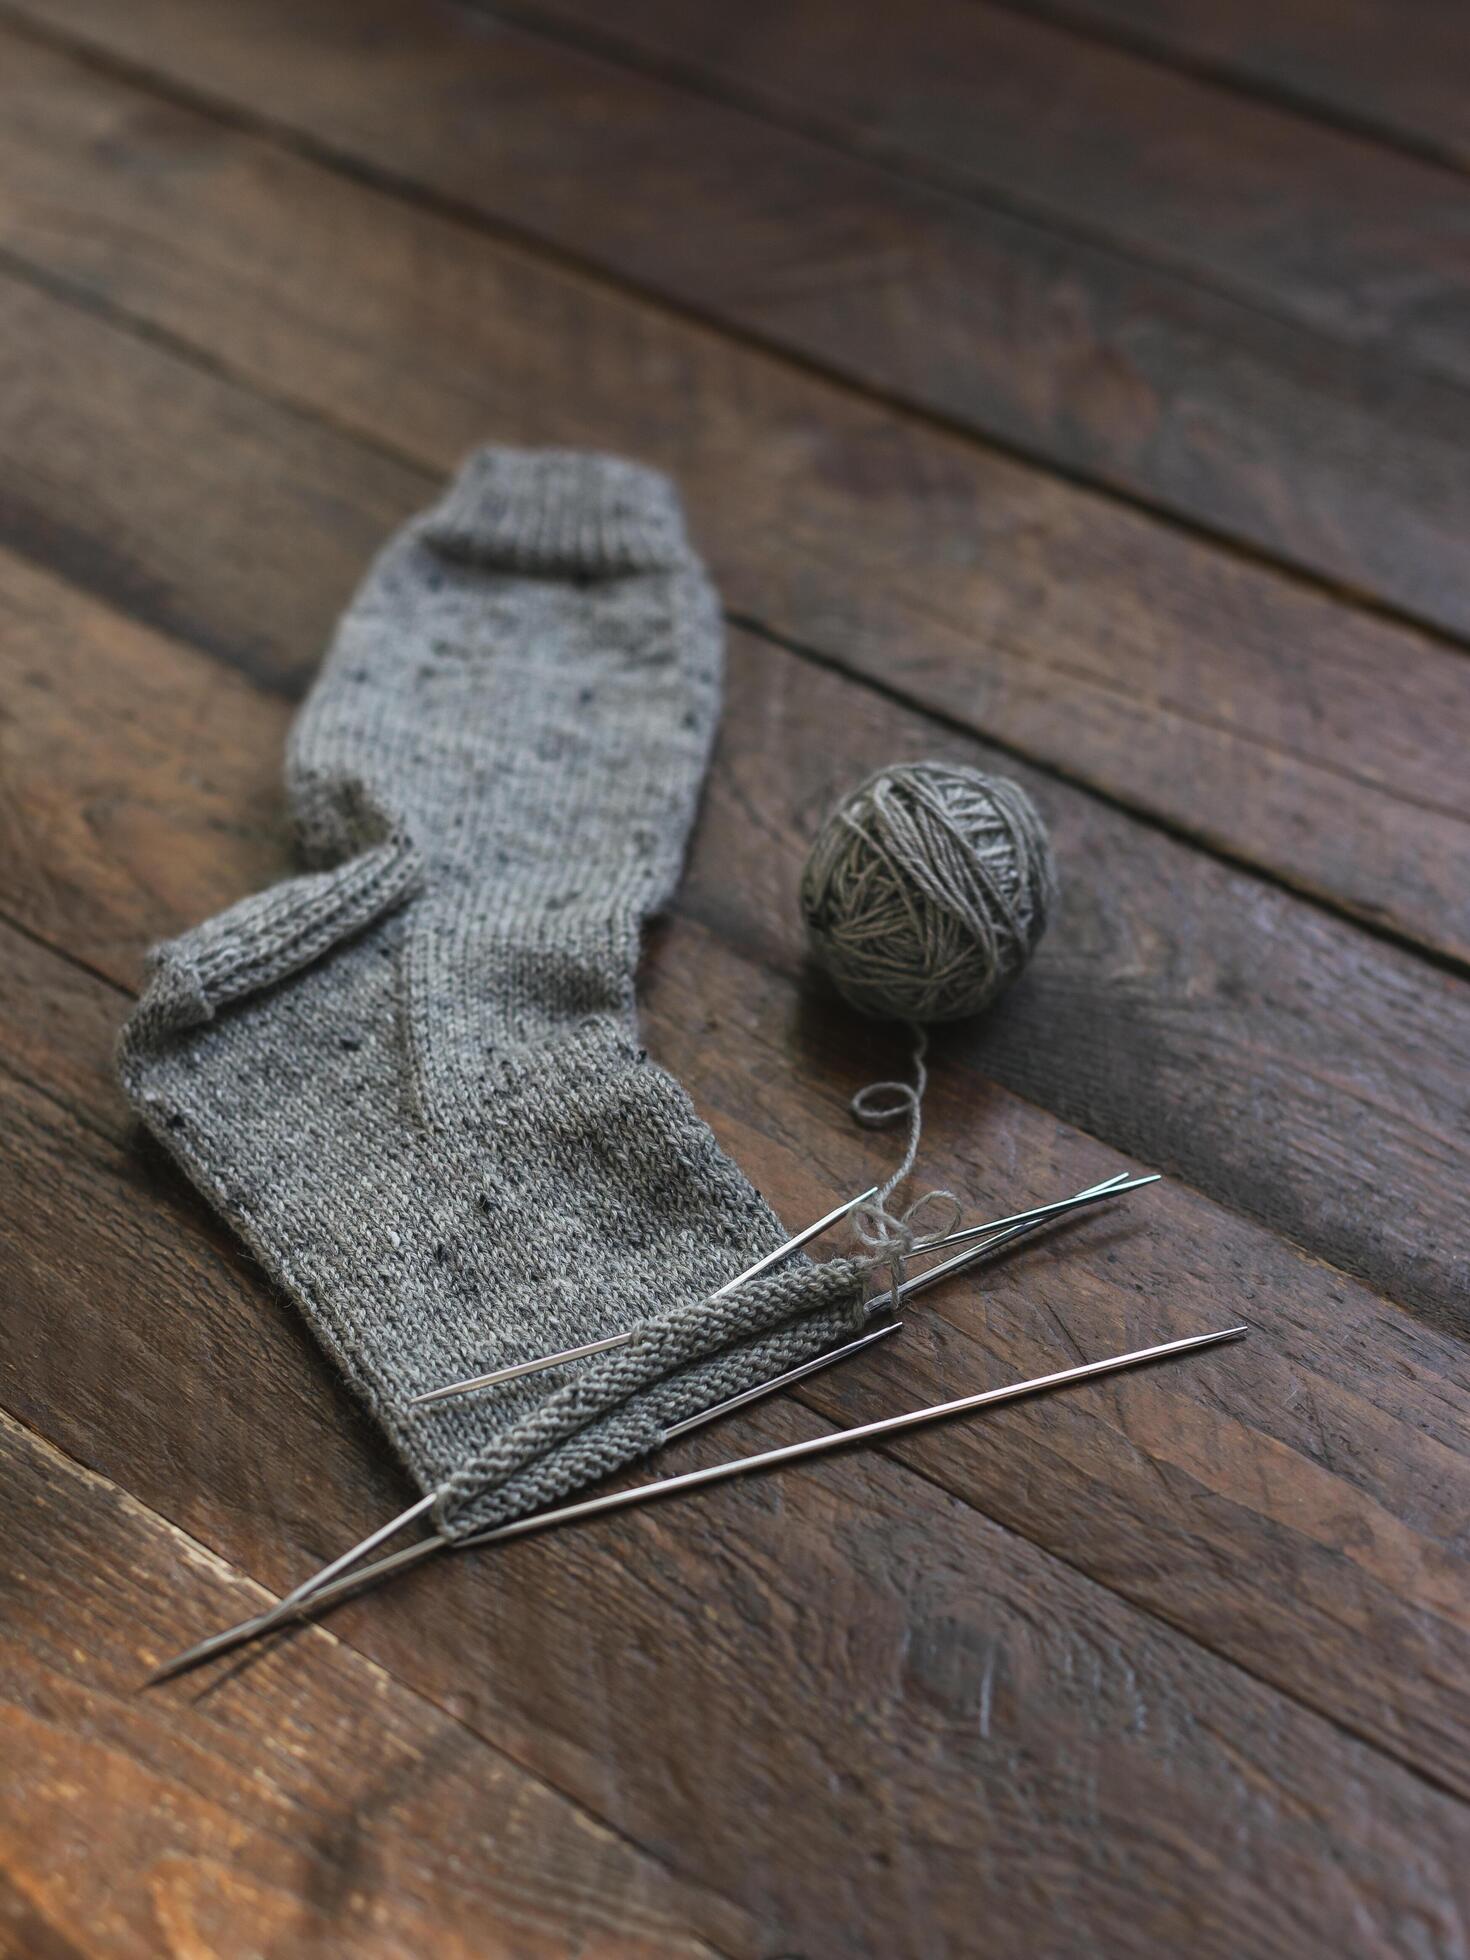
[
  {"left": 160, "top": 1170, "right": 1133, "bottom": 1670},
  {"left": 259, "top": 1492, "right": 438, "bottom": 1630},
  {"left": 926, "top": 1172, "right": 1158, "bottom": 1252},
  {"left": 147, "top": 1319, "right": 906, "bottom": 1684},
  {"left": 188, "top": 1324, "right": 1249, "bottom": 1648},
  {"left": 152, "top": 1169, "right": 1150, "bottom": 1679},
  {"left": 651, "top": 1170, "right": 1136, "bottom": 1455},
  {"left": 409, "top": 1183, "right": 882, "bottom": 1406},
  {"left": 410, "top": 1171, "right": 1147, "bottom": 1407},
  {"left": 878, "top": 1169, "right": 1134, "bottom": 1305},
  {"left": 661, "top": 1317, "right": 902, "bottom": 1441}
]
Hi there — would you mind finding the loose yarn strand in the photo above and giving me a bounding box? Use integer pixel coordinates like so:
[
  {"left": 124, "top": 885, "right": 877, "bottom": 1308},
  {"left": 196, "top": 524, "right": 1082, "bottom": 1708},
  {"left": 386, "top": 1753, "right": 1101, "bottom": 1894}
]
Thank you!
[
  {"left": 800, "top": 759, "right": 1057, "bottom": 1305},
  {"left": 849, "top": 1023, "right": 960, "bottom": 1313},
  {"left": 851, "top": 1020, "right": 928, "bottom": 1200}
]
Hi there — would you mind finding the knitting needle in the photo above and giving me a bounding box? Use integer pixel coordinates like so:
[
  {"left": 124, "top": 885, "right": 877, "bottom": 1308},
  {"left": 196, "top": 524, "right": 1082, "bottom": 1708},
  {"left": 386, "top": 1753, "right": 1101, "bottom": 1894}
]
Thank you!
[
  {"left": 163, "top": 1324, "right": 1247, "bottom": 1672},
  {"left": 251, "top": 1492, "right": 438, "bottom": 1633},
  {"left": 838, "top": 1169, "right": 1135, "bottom": 1316},
  {"left": 182, "top": 1170, "right": 1130, "bottom": 1660},
  {"left": 925, "top": 1172, "right": 1158, "bottom": 1252},
  {"left": 660, "top": 1317, "right": 902, "bottom": 1441},
  {"left": 147, "top": 1318, "right": 905, "bottom": 1684},
  {"left": 410, "top": 1171, "right": 1146, "bottom": 1407},
  {"left": 409, "top": 1183, "right": 882, "bottom": 1406},
  {"left": 153, "top": 1169, "right": 1141, "bottom": 1679}
]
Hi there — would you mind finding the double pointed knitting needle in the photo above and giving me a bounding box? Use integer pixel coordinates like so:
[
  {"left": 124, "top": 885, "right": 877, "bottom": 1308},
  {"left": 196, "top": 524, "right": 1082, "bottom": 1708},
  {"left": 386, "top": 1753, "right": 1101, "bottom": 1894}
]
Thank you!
[
  {"left": 239, "top": 1173, "right": 1131, "bottom": 1642},
  {"left": 925, "top": 1171, "right": 1159, "bottom": 1253},
  {"left": 409, "top": 1183, "right": 882, "bottom": 1407},
  {"left": 410, "top": 1170, "right": 1151, "bottom": 1408},
  {"left": 149, "top": 1168, "right": 1155, "bottom": 1682},
  {"left": 887, "top": 1170, "right": 1132, "bottom": 1305},
  {"left": 147, "top": 1319, "right": 905, "bottom": 1684},
  {"left": 158, "top": 1324, "right": 1247, "bottom": 1678}
]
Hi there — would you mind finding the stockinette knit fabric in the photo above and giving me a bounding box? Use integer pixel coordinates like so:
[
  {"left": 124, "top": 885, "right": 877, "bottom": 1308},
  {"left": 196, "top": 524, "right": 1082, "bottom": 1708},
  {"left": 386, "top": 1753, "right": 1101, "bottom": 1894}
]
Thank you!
[{"left": 119, "top": 447, "right": 865, "bottom": 1538}]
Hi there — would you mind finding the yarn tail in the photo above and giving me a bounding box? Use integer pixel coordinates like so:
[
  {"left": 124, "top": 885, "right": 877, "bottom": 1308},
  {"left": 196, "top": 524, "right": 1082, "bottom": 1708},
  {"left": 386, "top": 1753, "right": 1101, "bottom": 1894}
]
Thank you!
[
  {"left": 850, "top": 1025, "right": 959, "bottom": 1310},
  {"left": 852, "top": 1021, "right": 929, "bottom": 1205}
]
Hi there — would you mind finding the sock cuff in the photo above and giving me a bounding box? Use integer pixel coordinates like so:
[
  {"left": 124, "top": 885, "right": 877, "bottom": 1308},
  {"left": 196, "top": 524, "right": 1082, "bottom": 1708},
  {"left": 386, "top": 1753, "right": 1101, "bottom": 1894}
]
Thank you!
[{"left": 418, "top": 446, "right": 693, "bottom": 575}]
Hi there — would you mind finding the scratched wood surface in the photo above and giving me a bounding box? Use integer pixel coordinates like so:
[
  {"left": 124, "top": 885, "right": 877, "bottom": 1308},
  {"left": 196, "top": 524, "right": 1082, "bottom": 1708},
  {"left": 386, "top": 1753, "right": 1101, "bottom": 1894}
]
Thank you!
[{"left": 0, "top": 2, "right": 1467, "bottom": 1954}]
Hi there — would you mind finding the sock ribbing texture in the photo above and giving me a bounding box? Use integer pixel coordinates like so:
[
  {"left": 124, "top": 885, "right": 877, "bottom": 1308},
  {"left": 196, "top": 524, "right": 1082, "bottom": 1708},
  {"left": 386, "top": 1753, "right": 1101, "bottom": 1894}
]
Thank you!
[{"left": 119, "top": 448, "right": 864, "bottom": 1537}]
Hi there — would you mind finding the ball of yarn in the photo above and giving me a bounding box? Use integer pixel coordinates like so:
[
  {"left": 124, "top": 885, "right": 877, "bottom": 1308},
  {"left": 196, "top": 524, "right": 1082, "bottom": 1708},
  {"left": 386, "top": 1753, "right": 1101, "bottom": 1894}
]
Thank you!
[{"left": 800, "top": 760, "right": 1057, "bottom": 1023}]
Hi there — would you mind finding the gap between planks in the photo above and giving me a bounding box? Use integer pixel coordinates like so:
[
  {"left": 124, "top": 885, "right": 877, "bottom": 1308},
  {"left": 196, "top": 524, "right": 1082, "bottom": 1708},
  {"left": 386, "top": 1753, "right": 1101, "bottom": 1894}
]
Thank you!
[
  {"left": 471, "top": 0, "right": 1465, "bottom": 358},
  {"left": 5, "top": 0, "right": 1470, "bottom": 673},
  {"left": 1, "top": 814, "right": 1467, "bottom": 1806},
  {"left": 984, "top": 0, "right": 1470, "bottom": 178},
  {"left": 0, "top": 236, "right": 1460, "bottom": 993},
  {"left": 469, "top": 0, "right": 1470, "bottom": 399},
  {"left": 0, "top": 1400, "right": 751, "bottom": 1959}
]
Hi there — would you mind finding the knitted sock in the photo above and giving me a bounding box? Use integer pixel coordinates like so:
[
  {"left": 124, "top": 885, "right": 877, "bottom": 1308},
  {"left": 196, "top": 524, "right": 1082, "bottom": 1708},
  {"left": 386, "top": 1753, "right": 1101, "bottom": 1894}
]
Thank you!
[{"left": 120, "top": 449, "right": 864, "bottom": 1537}]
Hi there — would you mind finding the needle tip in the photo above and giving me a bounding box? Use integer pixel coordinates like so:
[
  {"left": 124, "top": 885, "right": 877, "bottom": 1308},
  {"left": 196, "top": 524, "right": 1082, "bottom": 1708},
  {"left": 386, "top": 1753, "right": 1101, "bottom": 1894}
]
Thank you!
[
  {"left": 143, "top": 1603, "right": 298, "bottom": 1685},
  {"left": 142, "top": 1639, "right": 223, "bottom": 1687}
]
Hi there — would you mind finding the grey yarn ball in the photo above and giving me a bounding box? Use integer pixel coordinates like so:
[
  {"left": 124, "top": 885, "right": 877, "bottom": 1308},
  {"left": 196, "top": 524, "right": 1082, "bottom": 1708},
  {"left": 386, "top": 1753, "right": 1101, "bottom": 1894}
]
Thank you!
[{"left": 800, "top": 761, "right": 1058, "bottom": 1023}]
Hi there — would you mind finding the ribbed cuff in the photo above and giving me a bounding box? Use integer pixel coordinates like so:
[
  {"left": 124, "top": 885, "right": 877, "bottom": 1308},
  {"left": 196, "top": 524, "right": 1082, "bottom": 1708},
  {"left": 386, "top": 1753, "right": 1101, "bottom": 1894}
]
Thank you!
[{"left": 419, "top": 446, "right": 692, "bottom": 574}]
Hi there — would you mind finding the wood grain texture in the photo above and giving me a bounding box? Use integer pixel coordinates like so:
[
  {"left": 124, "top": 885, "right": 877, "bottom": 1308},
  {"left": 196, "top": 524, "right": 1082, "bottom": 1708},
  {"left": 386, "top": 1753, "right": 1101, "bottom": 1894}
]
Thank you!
[
  {"left": 0, "top": 1411, "right": 740, "bottom": 1960},
  {"left": 504, "top": 0, "right": 1470, "bottom": 371},
  {"left": 4, "top": 934, "right": 1470, "bottom": 1957},
  {"left": 0, "top": 39, "right": 1467, "bottom": 976},
  {"left": 0, "top": 274, "right": 1464, "bottom": 1327},
  {"left": 5, "top": 546, "right": 1470, "bottom": 1817},
  {"left": 10, "top": 0, "right": 1470, "bottom": 647},
  {"left": 1004, "top": 0, "right": 1470, "bottom": 168},
  {"left": 1, "top": 8, "right": 1466, "bottom": 1947}
]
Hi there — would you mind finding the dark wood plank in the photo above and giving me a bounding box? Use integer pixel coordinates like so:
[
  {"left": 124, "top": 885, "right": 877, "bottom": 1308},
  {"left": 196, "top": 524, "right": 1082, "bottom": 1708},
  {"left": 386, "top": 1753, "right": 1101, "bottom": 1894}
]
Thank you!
[
  {"left": 0, "top": 301, "right": 409, "bottom": 694},
  {"left": 488, "top": 0, "right": 1470, "bottom": 385},
  {"left": 6, "top": 545, "right": 1470, "bottom": 1817},
  {"left": 697, "top": 635, "right": 1470, "bottom": 1338},
  {"left": 10, "top": 0, "right": 1470, "bottom": 644},
  {"left": 0, "top": 33, "right": 1467, "bottom": 972},
  {"left": 0, "top": 1411, "right": 741, "bottom": 1959},
  {"left": 1004, "top": 0, "right": 1470, "bottom": 169},
  {"left": 3, "top": 12, "right": 1465, "bottom": 1949},
  {"left": 5, "top": 944, "right": 1470, "bottom": 1958},
  {"left": 0, "top": 272, "right": 1464, "bottom": 1325}
]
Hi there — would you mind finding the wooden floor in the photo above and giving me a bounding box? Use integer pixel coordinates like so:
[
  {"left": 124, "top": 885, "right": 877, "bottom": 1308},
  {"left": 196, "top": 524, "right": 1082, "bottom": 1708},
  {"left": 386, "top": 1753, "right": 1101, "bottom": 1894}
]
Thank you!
[{"left": 1, "top": 1, "right": 1468, "bottom": 1952}]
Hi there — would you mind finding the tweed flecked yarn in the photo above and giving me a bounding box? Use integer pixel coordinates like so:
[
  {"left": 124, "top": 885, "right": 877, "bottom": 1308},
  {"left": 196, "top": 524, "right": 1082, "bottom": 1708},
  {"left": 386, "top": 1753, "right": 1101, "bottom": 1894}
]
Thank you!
[
  {"left": 800, "top": 761, "right": 1057, "bottom": 1024},
  {"left": 118, "top": 447, "right": 865, "bottom": 1540}
]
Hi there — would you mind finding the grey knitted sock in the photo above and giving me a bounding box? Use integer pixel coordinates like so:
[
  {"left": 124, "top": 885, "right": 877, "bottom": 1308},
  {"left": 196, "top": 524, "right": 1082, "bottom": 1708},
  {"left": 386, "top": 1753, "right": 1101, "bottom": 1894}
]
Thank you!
[{"left": 119, "top": 449, "right": 864, "bottom": 1537}]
